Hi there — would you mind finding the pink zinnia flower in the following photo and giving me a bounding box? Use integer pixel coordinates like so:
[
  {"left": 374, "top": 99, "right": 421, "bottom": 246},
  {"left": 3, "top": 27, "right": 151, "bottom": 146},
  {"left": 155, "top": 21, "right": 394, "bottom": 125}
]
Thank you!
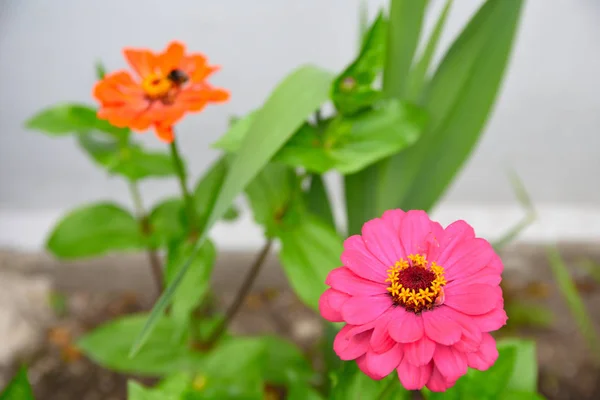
[{"left": 319, "top": 209, "right": 507, "bottom": 392}]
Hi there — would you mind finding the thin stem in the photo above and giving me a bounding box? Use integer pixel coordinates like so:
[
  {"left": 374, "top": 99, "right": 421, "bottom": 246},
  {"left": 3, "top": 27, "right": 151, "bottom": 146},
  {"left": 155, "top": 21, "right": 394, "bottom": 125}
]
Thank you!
[
  {"left": 377, "top": 377, "right": 398, "bottom": 399},
  {"left": 128, "top": 181, "right": 163, "bottom": 294},
  {"left": 205, "top": 240, "right": 273, "bottom": 347},
  {"left": 169, "top": 137, "right": 198, "bottom": 233}
]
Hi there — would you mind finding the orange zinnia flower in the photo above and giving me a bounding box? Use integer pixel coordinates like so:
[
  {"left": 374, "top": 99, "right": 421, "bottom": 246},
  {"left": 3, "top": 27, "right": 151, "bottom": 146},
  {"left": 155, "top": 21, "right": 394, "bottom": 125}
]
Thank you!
[{"left": 93, "top": 41, "right": 229, "bottom": 143}]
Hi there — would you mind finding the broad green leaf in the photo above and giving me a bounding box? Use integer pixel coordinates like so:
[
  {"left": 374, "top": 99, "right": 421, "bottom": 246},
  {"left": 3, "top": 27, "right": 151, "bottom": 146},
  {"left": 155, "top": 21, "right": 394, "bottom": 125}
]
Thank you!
[
  {"left": 26, "top": 103, "right": 129, "bottom": 137},
  {"left": 331, "top": 13, "right": 387, "bottom": 115},
  {"left": 47, "top": 203, "right": 145, "bottom": 259},
  {"left": 382, "top": 0, "right": 525, "bottom": 212},
  {"left": 305, "top": 174, "right": 335, "bottom": 227},
  {"left": 497, "top": 339, "right": 539, "bottom": 393},
  {"left": 276, "top": 100, "right": 426, "bottom": 174},
  {"left": 0, "top": 366, "right": 34, "bottom": 400},
  {"left": 406, "top": 0, "right": 453, "bottom": 101},
  {"left": 245, "top": 162, "right": 299, "bottom": 236},
  {"left": 344, "top": 165, "right": 381, "bottom": 236},
  {"left": 330, "top": 362, "right": 410, "bottom": 400},
  {"left": 547, "top": 248, "right": 600, "bottom": 364},
  {"left": 193, "top": 156, "right": 238, "bottom": 228},
  {"left": 165, "top": 240, "right": 216, "bottom": 324},
  {"left": 78, "top": 314, "right": 204, "bottom": 376},
  {"left": 259, "top": 336, "right": 314, "bottom": 386},
  {"left": 278, "top": 215, "right": 342, "bottom": 311},
  {"left": 128, "top": 381, "right": 173, "bottom": 400},
  {"left": 288, "top": 384, "right": 325, "bottom": 400},
  {"left": 149, "top": 198, "right": 186, "bottom": 246},
  {"left": 499, "top": 391, "right": 546, "bottom": 400},
  {"left": 131, "top": 65, "right": 334, "bottom": 357},
  {"left": 212, "top": 111, "right": 258, "bottom": 153},
  {"left": 383, "top": 0, "right": 428, "bottom": 99},
  {"left": 78, "top": 132, "right": 177, "bottom": 180}
]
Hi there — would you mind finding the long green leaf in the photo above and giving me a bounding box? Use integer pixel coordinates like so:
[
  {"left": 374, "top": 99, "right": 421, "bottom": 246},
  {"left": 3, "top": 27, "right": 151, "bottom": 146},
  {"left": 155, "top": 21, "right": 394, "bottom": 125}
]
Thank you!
[
  {"left": 383, "top": 0, "right": 524, "bottom": 212},
  {"left": 0, "top": 366, "right": 34, "bottom": 400},
  {"left": 383, "top": 0, "right": 429, "bottom": 99},
  {"left": 305, "top": 174, "right": 335, "bottom": 227},
  {"left": 130, "top": 65, "right": 334, "bottom": 357},
  {"left": 406, "top": 0, "right": 453, "bottom": 101}
]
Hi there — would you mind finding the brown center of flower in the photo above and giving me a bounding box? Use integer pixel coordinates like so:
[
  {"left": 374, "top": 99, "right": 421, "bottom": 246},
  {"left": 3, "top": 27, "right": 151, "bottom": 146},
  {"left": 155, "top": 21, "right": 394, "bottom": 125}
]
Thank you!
[{"left": 386, "top": 254, "right": 446, "bottom": 313}]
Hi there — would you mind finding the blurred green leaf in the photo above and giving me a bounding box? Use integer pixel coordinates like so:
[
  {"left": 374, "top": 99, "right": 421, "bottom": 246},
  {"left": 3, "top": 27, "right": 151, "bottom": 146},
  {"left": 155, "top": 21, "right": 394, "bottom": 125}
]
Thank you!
[
  {"left": 406, "top": 0, "right": 453, "bottom": 101},
  {"left": 276, "top": 100, "right": 426, "bottom": 174},
  {"left": 505, "top": 303, "right": 554, "bottom": 329},
  {"left": 47, "top": 203, "right": 145, "bottom": 259},
  {"left": 383, "top": 0, "right": 428, "bottom": 99},
  {"left": 212, "top": 111, "right": 258, "bottom": 153},
  {"left": 547, "top": 247, "right": 600, "bottom": 365},
  {"left": 193, "top": 156, "right": 239, "bottom": 228},
  {"left": 95, "top": 61, "right": 107, "bottom": 80},
  {"left": 131, "top": 65, "right": 334, "bottom": 357},
  {"left": 332, "top": 12, "right": 387, "bottom": 115},
  {"left": 78, "top": 132, "right": 177, "bottom": 180},
  {"left": 78, "top": 314, "right": 204, "bottom": 376},
  {"left": 499, "top": 391, "right": 546, "bottom": 400},
  {"left": 0, "top": 366, "right": 34, "bottom": 400},
  {"left": 259, "top": 336, "right": 314, "bottom": 386},
  {"left": 128, "top": 381, "right": 173, "bottom": 400},
  {"left": 26, "top": 103, "right": 129, "bottom": 138},
  {"left": 330, "top": 362, "right": 410, "bottom": 400},
  {"left": 149, "top": 198, "right": 186, "bottom": 246},
  {"left": 497, "top": 338, "right": 539, "bottom": 393},
  {"left": 305, "top": 174, "right": 335, "bottom": 228},
  {"left": 279, "top": 216, "right": 342, "bottom": 311},
  {"left": 165, "top": 240, "right": 216, "bottom": 325},
  {"left": 382, "top": 0, "right": 525, "bottom": 212}
]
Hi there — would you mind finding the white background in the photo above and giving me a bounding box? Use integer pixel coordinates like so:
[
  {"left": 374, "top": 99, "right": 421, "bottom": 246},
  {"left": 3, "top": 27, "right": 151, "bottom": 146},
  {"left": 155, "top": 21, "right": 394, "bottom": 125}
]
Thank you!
[{"left": 1, "top": 0, "right": 599, "bottom": 250}]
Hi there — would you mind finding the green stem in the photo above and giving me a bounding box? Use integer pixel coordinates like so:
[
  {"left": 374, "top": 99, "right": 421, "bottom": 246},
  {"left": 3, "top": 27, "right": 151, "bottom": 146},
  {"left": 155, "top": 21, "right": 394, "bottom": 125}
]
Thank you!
[
  {"left": 377, "top": 377, "right": 398, "bottom": 399},
  {"left": 128, "top": 181, "right": 163, "bottom": 294},
  {"left": 169, "top": 137, "right": 198, "bottom": 233}
]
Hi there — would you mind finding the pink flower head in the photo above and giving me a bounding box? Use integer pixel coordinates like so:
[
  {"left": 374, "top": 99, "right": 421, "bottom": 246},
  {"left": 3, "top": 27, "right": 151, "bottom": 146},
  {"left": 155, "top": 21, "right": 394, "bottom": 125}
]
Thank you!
[{"left": 319, "top": 209, "right": 507, "bottom": 392}]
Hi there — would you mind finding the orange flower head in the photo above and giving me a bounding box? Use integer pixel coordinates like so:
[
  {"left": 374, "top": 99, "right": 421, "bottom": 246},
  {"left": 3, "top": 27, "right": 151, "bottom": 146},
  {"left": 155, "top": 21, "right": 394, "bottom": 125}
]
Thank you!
[{"left": 93, "top": 41, "right": 229, "bottom": 143}]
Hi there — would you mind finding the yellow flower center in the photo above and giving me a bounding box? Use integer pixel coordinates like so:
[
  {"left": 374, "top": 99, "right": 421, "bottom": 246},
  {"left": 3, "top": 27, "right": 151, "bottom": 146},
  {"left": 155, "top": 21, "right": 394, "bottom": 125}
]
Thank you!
[
  {"left": 141, "top": 73, "right": 175, "bottom": 99},
  {"left": 385, "top": 254, "right": 446, "bottom": 313}
]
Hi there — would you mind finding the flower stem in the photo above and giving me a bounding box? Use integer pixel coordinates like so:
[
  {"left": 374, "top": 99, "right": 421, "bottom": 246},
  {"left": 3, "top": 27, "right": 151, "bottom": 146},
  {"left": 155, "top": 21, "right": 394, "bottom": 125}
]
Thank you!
[
  {"left": 128, "top": 181, "right": 163, "bottom": 294},
  {"left": 169, "top": 137, "right": 198, "bottom": 233},
  {"left": 204, "top": 240, "right": 273, "bottom": 347}
]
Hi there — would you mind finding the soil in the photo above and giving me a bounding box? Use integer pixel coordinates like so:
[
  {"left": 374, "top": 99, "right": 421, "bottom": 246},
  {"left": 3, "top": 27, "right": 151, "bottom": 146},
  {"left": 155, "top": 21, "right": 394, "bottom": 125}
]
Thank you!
[{"left": 1, "top": 243, "right": 600, "bottom": 400}]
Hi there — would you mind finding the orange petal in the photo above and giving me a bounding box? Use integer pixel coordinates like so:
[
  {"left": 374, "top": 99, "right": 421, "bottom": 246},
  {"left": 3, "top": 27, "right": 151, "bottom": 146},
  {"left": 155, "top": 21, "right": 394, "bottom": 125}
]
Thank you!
[
  {"left": 158, "top": 41, "right": 186, "bottom": 75},
  {"left": 93, "top": 71, "right": 140, "bottom": 104},
  {"left": 123, "top": 48, "right": 157, "bottom": 78},
  {"left": 154, "top": 124, "right": 175, "bottom": 143},
  {"left": 207, "top": 87, "right": 230, "bottom": 102}
]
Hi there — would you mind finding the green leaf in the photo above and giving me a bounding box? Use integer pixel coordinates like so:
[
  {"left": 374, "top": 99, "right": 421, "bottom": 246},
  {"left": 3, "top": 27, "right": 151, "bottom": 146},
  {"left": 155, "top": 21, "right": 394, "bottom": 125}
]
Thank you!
[
  {"left": 128, "top": 381, "right": 173, "bottom": 400},
  {"left": 278, "top": 215, "right": 342, "bottom": 311},
  {"left": 383, "top": 0, "right": 428, "bottom": 99},
  {"left": 406, "top": 0, "right": 453, "bottom": 101},
  {"left": 149, "top": 198, "right": 186, "bottom": 246},
  {"left": 26, "top": 103, "right": 129, "bottom": 137},
  {"left": 497, "top": 338, "right": 539, "bottom": 393},
  {"left": 193, "top": 156, "right": 238, "bottom": 228},
  {"left": 276, "top": 100, "right": 426, "bottom": 174},
  {"left": 499, "top": 391, "right": 546, "bottom": 400},
  {"left": 95, "top": 61, "right": 107, "bottom": 80},
  {"left": 212, "top": 111, "right": 258, "bottom": 153},
  {"left": 259, "top": 336, "right": 314, "bottom": 386},
  {"left": 165, "top": 240, "right": 216, "bottom": 324},
  {"left": 330, "top": 362, "right": 410, "bottom": 400},
  {"left": 331, "top": 13, "right": 387, "bottom": 115},
  {"left": 382, "top": 0, "right": 525, "bottom": 212},
  {"left": 78, "top": 132, "right": 177, "bottom": 180},
  {"left": 305, "top": 174, "right": 335, "bottom": 228},
  {"left": 47, "top": 203, "right": 145, "bottom": 259},
  {"left": 288, "top": 384, "right": 325, "bottom": 400},
  {"left": 78, "top": 314, "right": 204, "bottom": 376},
  {"left": 547, "top": 247, "right": 600, "bottom": 364},
  {"left": 131, "top": 65, "right": 334, "bottom": 357},
  {"left": 0, "top": 366, "right": 34, "bottom": 400},
  {"left": 344, "top": 165, "right": 381, "bottom": 236}
]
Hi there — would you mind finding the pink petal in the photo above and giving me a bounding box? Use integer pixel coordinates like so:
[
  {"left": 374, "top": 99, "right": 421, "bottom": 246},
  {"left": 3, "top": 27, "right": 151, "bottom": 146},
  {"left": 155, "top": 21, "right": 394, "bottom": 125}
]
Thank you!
[
  {"left": 467, "top": 333, "right": 499, "bottom": 371},
  {"left": 356, "top": 354, "right": 385, "bottom": 380},
  {"left": 326, "top": 267, "right": 387, "bottom": 296},
  {"left": 319, "top": 289, "right": 346, "bottom": 322},
  {"left": 397, "top": 359, "right": 432, "bottom": 390},
  {"left": 443, "top": 308, "right": 482, "bottom": 353},
  {"left": 445, "top": 266, "right": 501, "bottom": 290},
  {"left": 444, "top": 284, "right": 500, "bottom": 315},
  {"left": 381, "top": 209, "right": 405, "bottom": 232},
  {"left": 426, "top": 367, "right": 457, "bottom": 392},
  {"left": 470, "top": 300, "right": 508, "bottom": 332},
  {"left": 398, "top": 210, "right": 434, "bottom": 256},
  {"left": 436, "top": 220, "right": 476, "bottom": 264},
  {"left": 342, "top": 295, "right": 392, "bottom": 325},
  {"left": 370, "top": 309, "right": 396, "bottom": 353},
  {"left": 388, "top": 309, "right": 424, "bottom": 343},
  {"left": 441, "top": 238, "right": 495, "bottom": 282},
  {"left": 366, "top": 343, "right": 404, "bottom": 378},
  {"left": 341, "top": 236, "right": 388, "bottom": 282},
  {"left": 433, "top": 345, "right": 468, "bottom": 381},
  {"left": 422, "top": 308, "right": 462, "bottom": 345},
  {"left": 333, "top": 325, "right": 372, "bottom": 361},
  {"left": 423, "top": 222, "right": 445, "bottom": 261},
  {"left": 404, "top": 336, "right": 435, "bottom": 366},
  {"left": 361, "top": 217, "right": 404, "bottom": 265}
]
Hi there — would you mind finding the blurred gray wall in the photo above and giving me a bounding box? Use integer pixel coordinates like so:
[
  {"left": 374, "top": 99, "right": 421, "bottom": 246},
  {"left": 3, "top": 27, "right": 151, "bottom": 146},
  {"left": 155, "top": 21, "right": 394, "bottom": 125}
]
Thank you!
[{"left": 1, "top": 0, "right": 599, "bottom": 249}]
